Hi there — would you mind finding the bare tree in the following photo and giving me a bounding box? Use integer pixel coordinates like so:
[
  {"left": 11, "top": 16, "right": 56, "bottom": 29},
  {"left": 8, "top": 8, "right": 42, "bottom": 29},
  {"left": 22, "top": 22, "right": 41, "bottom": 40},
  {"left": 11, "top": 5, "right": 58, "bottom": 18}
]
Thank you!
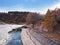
[{"left": 26, "top": 12, "right": 40, "bottom": 27}]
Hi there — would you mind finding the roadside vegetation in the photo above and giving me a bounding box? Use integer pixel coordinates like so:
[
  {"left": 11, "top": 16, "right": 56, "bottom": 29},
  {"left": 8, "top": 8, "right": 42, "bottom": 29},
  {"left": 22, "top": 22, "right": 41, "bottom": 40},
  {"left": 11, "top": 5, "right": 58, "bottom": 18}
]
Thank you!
[{"left": 0, "top": 21, "right": 5, "bottom": 24}]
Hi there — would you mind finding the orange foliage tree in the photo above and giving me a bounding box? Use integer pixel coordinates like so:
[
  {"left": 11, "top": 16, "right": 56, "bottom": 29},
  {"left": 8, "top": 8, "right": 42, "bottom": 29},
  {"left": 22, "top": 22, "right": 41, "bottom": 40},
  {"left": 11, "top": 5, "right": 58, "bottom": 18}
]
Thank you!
[{"left": 43, "top": 9, "right": 56, "bottom": 33}]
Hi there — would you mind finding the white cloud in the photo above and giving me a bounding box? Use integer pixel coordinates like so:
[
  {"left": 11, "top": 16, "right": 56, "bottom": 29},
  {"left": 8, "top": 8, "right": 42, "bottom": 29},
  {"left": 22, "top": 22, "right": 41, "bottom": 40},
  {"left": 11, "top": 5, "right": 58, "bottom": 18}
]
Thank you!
[
  {"left": 49, "top": 2, "right": 60, "bottom": 10},
  {"left": 0, "top": 0, "right": 60, "bottom": 14},
  {"left": 40, "top": 1, "right": 60, "bottom": 14}
]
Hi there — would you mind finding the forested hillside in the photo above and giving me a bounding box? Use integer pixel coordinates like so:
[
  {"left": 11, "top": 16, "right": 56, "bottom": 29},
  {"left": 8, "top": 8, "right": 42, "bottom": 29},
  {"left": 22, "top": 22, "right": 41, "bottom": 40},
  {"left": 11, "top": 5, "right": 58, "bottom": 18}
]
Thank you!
[{"left": 0, "top": 11, "right": 29, "bottom": 24}]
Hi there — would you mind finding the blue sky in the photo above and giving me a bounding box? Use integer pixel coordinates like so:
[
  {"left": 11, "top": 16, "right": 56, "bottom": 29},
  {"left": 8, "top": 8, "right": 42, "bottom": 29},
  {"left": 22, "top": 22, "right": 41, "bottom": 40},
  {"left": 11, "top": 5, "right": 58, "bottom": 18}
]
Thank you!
[{"left": 0, "top": 0, "right": 60, "bottom": 14}]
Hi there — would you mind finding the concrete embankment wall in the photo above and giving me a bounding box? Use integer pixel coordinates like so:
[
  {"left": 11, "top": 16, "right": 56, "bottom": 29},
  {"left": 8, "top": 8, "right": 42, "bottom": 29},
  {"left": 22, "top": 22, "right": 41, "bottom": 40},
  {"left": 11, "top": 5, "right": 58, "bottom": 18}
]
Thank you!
[
  {"left": 21, "top": 29, "right": 60, "bottom": 45},
  {"left": 21, "top": 29, "right": 42, "bottom": 45}
]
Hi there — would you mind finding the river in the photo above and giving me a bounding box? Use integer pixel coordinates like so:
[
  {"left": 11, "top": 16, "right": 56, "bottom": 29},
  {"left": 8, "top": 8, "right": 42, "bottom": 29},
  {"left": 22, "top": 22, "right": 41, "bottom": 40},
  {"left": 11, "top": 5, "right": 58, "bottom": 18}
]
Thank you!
[{"left": 0, "top": 24, "right": 24, "bottom": 45}]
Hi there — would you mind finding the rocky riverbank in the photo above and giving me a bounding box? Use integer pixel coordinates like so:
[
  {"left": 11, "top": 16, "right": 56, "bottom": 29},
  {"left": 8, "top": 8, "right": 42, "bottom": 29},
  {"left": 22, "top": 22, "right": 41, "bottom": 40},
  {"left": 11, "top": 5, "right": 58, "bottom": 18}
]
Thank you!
[{"left": 21, "top": 28, "right": 60, "bottom": 45}]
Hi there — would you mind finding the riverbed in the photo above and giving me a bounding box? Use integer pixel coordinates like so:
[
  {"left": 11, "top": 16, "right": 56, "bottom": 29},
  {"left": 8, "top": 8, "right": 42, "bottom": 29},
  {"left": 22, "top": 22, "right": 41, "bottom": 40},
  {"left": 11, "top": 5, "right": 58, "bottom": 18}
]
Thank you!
[{"left": 0, "top": 24, "right": 24, "bottom": 45}]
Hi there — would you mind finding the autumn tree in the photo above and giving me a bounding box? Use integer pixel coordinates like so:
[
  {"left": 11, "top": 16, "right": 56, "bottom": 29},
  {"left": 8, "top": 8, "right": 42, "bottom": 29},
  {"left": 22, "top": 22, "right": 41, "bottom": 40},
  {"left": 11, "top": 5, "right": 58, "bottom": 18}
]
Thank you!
[
  {"left": 26, "top": 13, "right": 40, "bottom": 26},
  {"left": 43, "top": 9, "right": 56, "bottom": 33}
]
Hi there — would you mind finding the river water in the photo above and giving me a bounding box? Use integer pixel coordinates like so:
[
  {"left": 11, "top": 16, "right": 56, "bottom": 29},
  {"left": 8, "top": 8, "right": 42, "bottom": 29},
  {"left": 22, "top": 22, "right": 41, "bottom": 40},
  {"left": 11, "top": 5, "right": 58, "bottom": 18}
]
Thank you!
[{"left": 0, "top": 24, "right": 24, "bottom": 45}]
